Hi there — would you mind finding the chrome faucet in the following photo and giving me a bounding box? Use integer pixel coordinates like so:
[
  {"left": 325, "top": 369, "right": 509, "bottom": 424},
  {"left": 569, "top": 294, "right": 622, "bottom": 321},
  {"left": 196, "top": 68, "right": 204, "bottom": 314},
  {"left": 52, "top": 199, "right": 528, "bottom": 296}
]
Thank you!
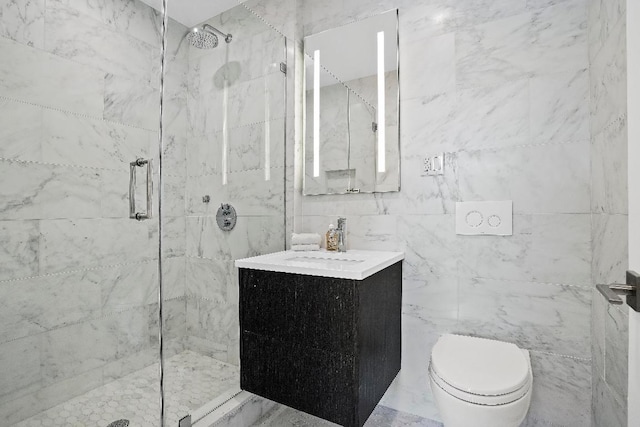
[{"left": 337, "top": 217, "right": 347, "bottom": 252}]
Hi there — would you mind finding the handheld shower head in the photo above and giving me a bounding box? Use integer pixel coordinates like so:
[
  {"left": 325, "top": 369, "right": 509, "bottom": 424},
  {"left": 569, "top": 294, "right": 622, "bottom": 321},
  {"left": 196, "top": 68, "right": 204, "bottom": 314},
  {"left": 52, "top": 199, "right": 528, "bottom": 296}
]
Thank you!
[{"left": 186, "top": 24, "right": 232, "bottom": 49}]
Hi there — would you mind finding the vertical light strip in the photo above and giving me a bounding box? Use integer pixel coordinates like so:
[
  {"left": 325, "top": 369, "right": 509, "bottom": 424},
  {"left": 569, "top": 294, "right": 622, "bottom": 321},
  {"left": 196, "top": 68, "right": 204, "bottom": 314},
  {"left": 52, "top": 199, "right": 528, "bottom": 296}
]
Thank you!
[
  {"left": 313, "top": 49, "right": 320, "bottom": 177},
  {"left": 222, "top": 82, "right": 229, "bottom": 185},
  {"left": 264, "top": 76, "right": 271, "bottom": 181},
  {"left": 377, "top": 31, "right": 386, "bottom": 173}
]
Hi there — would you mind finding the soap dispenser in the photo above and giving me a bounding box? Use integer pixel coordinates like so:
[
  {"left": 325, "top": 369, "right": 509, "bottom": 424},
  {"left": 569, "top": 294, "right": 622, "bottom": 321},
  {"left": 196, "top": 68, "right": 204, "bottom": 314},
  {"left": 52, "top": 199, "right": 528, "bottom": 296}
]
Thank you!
[{"left": 326, "top": 224, "right": 338, "bottom": 251}]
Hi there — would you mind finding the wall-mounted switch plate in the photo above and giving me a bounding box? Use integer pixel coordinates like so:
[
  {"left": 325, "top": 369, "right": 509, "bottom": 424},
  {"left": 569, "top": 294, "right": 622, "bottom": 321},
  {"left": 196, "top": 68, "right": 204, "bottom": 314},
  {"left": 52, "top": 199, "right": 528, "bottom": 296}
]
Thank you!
[
  {"left": 456, "top": 201, "right": 513, "bottom": 236},
  {"left": 423, "top": 153, "right": 445, "bottom": 176}
]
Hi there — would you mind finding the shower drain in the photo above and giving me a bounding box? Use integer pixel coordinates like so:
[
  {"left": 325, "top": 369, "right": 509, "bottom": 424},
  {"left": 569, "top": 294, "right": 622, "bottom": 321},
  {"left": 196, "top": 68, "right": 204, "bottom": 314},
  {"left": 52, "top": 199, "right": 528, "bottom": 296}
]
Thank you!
[{"left": 106, "top": 420, "right": 129, "bottom": 427}]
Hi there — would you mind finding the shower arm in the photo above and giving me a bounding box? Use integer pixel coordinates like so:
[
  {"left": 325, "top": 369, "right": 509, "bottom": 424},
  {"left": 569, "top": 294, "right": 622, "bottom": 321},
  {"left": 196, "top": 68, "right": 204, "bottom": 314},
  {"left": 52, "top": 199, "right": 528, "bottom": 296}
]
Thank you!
[{"left": 202, "top": 24, "right": 233, "bottom": 43}]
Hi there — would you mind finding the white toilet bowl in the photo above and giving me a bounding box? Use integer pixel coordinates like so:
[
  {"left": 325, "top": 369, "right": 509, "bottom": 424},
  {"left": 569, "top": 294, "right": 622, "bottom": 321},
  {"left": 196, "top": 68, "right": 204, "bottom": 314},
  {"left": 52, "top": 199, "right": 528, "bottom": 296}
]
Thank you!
[{"left": 429, "top": 334, "right": 532, "bottom": 427}]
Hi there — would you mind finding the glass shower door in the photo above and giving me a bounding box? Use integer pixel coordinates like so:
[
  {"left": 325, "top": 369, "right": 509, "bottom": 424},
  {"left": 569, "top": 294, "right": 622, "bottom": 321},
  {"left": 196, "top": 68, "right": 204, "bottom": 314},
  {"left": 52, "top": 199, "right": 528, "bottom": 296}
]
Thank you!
[
  {"left": 0, "top": 1, "right": 165, "bottom": 426},
  {"left": 161, "top": 1, "right": 288, "bottom": 425}
]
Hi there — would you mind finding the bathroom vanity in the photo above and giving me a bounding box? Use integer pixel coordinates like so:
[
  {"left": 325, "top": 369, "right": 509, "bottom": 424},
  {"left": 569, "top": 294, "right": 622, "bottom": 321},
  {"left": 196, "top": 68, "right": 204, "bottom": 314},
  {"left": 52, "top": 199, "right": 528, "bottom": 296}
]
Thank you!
[{"left": 236, "top": 250, "right": 404, "bottom": 427}]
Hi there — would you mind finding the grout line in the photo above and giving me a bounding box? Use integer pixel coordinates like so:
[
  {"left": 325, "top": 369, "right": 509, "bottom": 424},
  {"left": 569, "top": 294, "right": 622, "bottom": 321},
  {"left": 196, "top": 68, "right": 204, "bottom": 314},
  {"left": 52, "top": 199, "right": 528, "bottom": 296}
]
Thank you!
[
  {"left": 468, "top": 276, "right": 594, "bottom": 291},
  {"left": 530, "top": 350, "right": 591, "bottom": 362},
  {"left": 455, "top": 138, "right": 589, "bottom": 155},
  {"left": 0, "top": 259, "right": 157, "bottom": 284},
  {"left": 0, "top": 156, "right": 124, "bottom": 172},
  {"left": 0, "top": 95, "right": 158, "bottom": 133},
  {"left": 0, "top": 295, "right": 186, "bottom": 346},
  {"left": 233, "top": 0, "right": 288, "bottom": 40},
  {"left": 187, "top": 115, "right": 287, "bottom": 137}
]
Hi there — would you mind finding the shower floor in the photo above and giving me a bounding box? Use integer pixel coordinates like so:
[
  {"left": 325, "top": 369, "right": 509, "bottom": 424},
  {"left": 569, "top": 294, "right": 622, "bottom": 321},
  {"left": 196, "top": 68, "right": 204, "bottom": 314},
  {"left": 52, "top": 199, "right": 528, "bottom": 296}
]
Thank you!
[{"left": 15, "top": 351, "right": 239, "bottom": 427}]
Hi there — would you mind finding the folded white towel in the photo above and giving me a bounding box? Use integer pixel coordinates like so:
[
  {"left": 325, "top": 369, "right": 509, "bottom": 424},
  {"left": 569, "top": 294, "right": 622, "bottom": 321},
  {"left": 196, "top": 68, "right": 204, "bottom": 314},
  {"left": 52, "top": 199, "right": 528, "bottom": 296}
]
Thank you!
[
  {"left": 291, "top": 233, "right": 321, "bottom": 246},
  {"left": 291, "top": 244, "right": 320, "bottom": 251}
]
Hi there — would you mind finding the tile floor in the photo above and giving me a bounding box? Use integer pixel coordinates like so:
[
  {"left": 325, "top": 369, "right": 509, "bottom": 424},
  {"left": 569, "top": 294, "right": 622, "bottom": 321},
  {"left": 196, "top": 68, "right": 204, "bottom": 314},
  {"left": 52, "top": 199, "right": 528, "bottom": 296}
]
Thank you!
[
  {"left": 253, "top": 404, "right": 443, "bottom": 427},
  {"left": 13, "top": 350, "right": 441, "bottom": 427},
  {"left": 14, "top": 351, "right": 239, "bottom": 427}
]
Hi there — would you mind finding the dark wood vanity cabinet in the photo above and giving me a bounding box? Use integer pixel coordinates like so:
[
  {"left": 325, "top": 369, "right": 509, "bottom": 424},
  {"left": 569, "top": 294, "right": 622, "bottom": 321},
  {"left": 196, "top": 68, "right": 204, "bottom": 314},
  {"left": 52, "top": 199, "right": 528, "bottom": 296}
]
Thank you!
[{"left": 238, "top": 262, "right": 402, "bottom": 427}]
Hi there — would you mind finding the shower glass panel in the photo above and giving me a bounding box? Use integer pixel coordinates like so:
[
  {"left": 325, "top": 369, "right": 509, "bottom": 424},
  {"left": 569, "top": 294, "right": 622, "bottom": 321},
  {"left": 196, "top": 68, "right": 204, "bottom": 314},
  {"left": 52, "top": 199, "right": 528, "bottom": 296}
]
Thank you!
[
  {"left": 161, "top": 1, "right": 287, "bottom": 426},
  {"left": 0, "top": 1, "right": 164, "bottom": 426}
]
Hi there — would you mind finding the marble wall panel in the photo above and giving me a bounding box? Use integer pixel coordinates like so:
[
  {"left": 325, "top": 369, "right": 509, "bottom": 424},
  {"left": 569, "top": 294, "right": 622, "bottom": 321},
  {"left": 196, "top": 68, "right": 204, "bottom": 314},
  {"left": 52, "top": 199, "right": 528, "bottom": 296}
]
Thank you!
[
  {"left": 44, "top": 2, "right": 157, "bottom": 85},
  {"left": 47, "top": 0, "right": 162, "bottom": 48},
  {"left": 39, "top": 218, "right": 158, "bottom": 274},
  {"left": 0, "top": 270, "right": 102, "bottom": 344},
  {"left": 456, "top": 142, "right": 591, "bottom": 215},
  {"left": 0, "top": 0, "right": 45, "bottom": 48},
  {"left": 0, "top": 335, "right": 41, "bottom": 404},
  {"left": 0, "top": 36, "right": 105, "bottom": 116},
  {"left": 459, "top": 214, "right": 592, "bottom": 285},
  {"left": 0, "top": 220, "right": 40, "bottom": 281},
  {"left": 525, "top": 351, "right": 591, "bottom": 427},
  {"left": 0, "top": 98, "right": 42, "bottom": 162},
  {"left": 457, "top": 279, "right": 591, "bottom": 358},
  {"left": 591, "top": 115, "right": 628, "bottom": 214}
]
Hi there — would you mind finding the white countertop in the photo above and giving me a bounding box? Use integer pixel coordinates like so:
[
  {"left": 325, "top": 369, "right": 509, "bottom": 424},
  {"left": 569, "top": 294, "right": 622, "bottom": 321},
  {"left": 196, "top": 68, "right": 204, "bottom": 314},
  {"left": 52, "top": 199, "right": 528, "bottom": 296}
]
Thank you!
[{"left": 235, "top": 249, "right": 404, "bottom": 280}]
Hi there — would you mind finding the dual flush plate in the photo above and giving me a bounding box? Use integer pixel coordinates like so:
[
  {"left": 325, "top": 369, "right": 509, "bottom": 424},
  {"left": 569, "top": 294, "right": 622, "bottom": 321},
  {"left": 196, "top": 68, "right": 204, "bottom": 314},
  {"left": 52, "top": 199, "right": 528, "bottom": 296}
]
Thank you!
[{"left": 455, "top": 201, "right": 513, "bottom": 236}]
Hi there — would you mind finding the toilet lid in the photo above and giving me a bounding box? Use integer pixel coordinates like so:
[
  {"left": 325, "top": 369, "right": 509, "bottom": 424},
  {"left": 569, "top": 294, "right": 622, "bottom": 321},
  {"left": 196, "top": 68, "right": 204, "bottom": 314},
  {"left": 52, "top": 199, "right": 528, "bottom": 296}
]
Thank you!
[{"left": 430, "top": 334, "right": 530, "bottom": 396}]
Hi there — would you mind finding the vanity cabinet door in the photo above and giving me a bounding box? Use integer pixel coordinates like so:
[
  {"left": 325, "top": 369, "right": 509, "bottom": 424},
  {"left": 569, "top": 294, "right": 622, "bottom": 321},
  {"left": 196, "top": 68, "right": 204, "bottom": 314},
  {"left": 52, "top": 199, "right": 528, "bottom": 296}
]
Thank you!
[{"left": 239, "top": 269, "right": 357, "bottom": 352}]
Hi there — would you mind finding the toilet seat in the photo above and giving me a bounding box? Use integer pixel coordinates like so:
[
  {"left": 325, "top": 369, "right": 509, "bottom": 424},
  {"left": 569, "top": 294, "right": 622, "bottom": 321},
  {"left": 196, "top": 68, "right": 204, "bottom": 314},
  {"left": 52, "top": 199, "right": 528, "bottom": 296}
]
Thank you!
[{"left": 429, "top": 334, "right": 532, "bottom": 406}]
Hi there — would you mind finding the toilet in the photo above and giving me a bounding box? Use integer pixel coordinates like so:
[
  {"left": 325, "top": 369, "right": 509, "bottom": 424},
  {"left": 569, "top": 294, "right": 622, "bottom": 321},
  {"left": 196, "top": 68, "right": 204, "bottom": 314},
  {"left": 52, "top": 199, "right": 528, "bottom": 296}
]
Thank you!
[{"left": 429, "top": 334, "right": 533, "bottom": 427}]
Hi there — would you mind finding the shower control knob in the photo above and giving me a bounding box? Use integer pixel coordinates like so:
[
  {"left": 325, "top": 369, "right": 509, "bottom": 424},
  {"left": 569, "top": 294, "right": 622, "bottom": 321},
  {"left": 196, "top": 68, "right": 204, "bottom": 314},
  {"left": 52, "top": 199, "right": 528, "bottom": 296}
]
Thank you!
[{"left": 216, "top": 203, "right": 237, "bottom": 231}]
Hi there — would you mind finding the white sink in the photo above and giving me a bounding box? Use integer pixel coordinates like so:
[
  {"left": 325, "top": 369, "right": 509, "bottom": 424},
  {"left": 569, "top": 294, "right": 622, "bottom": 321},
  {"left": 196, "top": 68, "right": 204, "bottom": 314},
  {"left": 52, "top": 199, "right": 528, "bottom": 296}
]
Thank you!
[{"left": 235, "top": 249, "right": 404, "bottom": 280}]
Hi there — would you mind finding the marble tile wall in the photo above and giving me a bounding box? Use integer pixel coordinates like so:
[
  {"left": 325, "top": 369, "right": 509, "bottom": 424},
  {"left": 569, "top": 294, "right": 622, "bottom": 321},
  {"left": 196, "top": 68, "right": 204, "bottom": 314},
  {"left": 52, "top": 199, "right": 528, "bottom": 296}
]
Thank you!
[
  {"left": 0, "top": 1, "right": 188, "bottom": 425},
  {"left": 183, "top": 2, "right": 288, "bottom": 366},
  {"left": 292, "top": 0, "right": 594, "bottom": 425},
  {"left": 588, "top": 0, "right": 629, "bottom": 425}
]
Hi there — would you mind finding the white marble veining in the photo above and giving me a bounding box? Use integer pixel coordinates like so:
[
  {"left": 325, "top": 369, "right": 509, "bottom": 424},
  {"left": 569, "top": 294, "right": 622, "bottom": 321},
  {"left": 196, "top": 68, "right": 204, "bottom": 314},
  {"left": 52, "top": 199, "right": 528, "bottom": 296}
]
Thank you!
[
  {"left": 0, "top": 0, "right": 45, "bottom": 48},
  {"left": 591, "top": 213, "right": 628, "bottom": 285},
  {"left": 0, "top": 37, "right": 105, "bottom": 116},
  {"left": 0, "top": 269, "right": 102, "bottom": 344},
  {"left": 460, "top": 214, "right": 592, "bottom": 285},
  {"left": 0, "top": 220, "right": 39, "bottom": 282},
  {"left": 592, "top": 372, "right": 627, "bottom": 427},
  {"left": 0, "top": 98, "right": 43, "bottom": 163},
  {"left": 0, "top": 335, "right": 41, "bottom": 405},
  {"left": 186, "top": 169, "right": 286, "bottom": 216},
  {"left": 588, "top": 0, "right": 629, "bottom": 423},
  {"left": 526, "top": 351, "right": 591, "bottom": 426},
  {"left": 42, "top": 108, "right": 153, "bottom": 169},
  {"left": 591, "top": 115, "right": 628, "bottom": 214},
  {"left": 44, "top": 2, "right": 158, "bottom": 85},
  {"left": 187, "top": 215, "right": 284, "bottom": 261},
  {"left": 457, "top": 278, "right": 592, "bottom": 358},
  {"left": 589, "top": 15, "right": 626, "bottom": 135},
  {"left": 103, "top": 73, "right": 160, "bottom": 130},
  {"left": 39, "top": 218, "right": 158, "bottom": 274},
  {"left": 456, "top": 141, "right": 591, "bottom": 214},
  {"left": 604, "top": 304, "right": 629, "bottom": 401},
  {"left": 236, "top": 249, "right": 404, "bottom": 280},
  {"left": 48, "top": 0, "right": 162, "bottom": 48},
  {"left": 529, "top": 68, "right": 590, "bottom": 145}
]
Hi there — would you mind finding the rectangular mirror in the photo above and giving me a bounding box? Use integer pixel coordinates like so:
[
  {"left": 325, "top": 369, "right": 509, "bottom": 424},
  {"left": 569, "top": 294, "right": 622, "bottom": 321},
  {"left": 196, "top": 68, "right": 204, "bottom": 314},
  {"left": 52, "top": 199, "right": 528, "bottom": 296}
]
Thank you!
[{"left": 303, "top": 9, "right": 400, "bottom": 195}]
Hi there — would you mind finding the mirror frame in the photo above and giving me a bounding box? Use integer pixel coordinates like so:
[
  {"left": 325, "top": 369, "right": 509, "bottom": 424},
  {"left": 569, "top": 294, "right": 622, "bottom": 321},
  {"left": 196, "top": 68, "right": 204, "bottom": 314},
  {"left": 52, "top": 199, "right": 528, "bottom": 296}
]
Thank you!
[{"left": 302, "top": 9, "right": 400, "bottom": 196}]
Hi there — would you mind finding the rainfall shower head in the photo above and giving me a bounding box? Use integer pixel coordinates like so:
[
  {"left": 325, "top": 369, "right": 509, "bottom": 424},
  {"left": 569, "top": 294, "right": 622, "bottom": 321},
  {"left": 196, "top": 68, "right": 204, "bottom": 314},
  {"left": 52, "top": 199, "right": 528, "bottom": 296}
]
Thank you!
[{"left": 186, "top": 24, "right": 232, "bottom": 49}]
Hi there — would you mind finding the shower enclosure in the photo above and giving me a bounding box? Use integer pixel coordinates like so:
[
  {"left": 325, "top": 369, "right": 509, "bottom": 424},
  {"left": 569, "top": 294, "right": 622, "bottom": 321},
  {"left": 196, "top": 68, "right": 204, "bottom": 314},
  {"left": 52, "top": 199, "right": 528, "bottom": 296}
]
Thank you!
[{"left": 0, "top": 0, "right": 287, "bottom": 426}]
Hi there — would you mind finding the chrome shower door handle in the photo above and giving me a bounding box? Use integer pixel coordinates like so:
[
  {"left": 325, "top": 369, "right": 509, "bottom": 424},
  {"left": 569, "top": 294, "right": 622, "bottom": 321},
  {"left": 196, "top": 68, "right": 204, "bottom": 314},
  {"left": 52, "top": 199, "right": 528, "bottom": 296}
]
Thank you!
[
  {"left": 596, "top": 270, "right": 640, "bottom": 312},
  {"left": 129, "top": 158, "right": 152, "bottom": 221}
]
